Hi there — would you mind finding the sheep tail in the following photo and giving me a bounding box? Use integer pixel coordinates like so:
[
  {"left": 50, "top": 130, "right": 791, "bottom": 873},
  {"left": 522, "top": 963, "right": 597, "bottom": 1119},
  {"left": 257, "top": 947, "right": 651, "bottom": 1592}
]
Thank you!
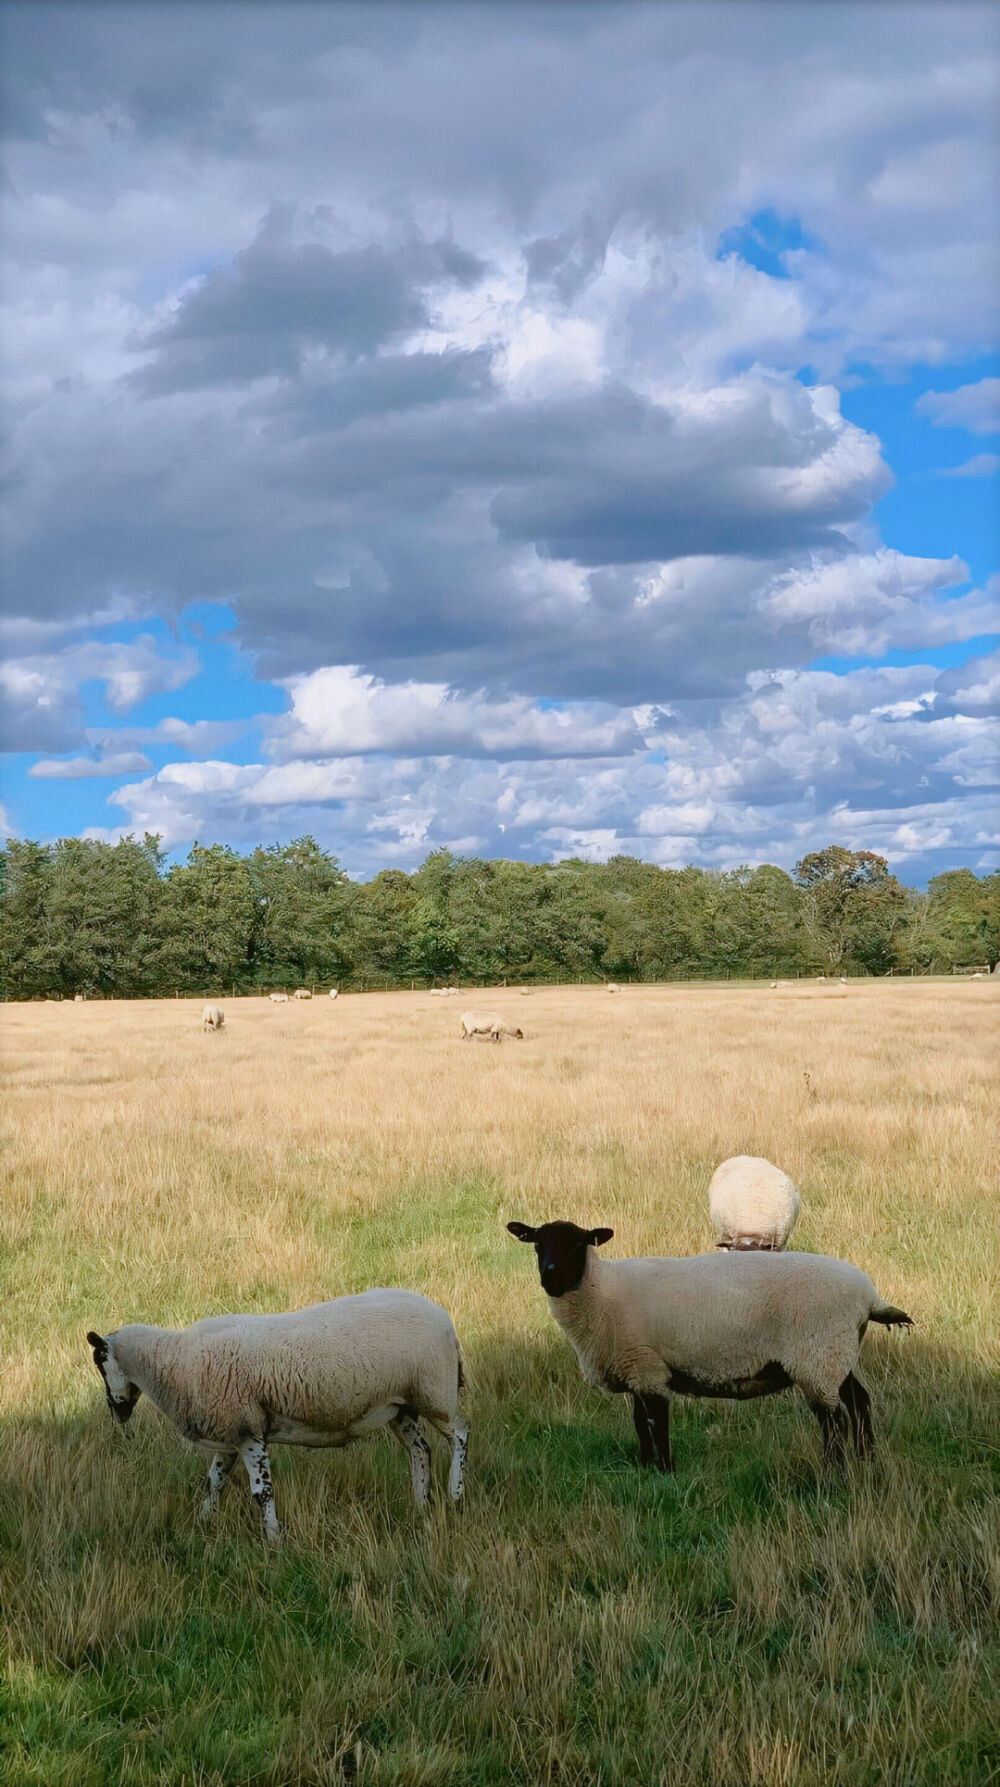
[{"left": 870, "top": 1303, "right": 913, "bottom": 1329}]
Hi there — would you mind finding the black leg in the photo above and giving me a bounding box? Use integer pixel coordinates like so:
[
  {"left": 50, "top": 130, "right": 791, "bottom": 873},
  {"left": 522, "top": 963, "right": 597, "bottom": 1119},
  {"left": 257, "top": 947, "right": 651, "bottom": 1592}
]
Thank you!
[
  {"left": 644, "top": 1392, "right": 673, "bottom": 1474},
  {"left": 840, "top": 1372, "right": 874, "bottom": 1458},
  {"left": 810, "top": 1399, "right": 848, "bottom": 1468},
  {"left": 632, "top": 1394, "right": 655, "bottom": 1468}
]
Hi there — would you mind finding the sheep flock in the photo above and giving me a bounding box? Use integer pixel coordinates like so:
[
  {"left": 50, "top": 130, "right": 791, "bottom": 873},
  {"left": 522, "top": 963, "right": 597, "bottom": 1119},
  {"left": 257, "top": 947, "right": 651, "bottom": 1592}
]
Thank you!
[{"left": 92, "top": 976, "right": 918, "bottom": 1536}]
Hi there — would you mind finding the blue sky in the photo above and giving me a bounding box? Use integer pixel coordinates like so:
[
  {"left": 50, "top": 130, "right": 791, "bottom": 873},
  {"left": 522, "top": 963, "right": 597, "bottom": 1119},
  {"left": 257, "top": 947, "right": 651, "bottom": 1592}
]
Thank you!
[{"left": 1, "top": 2, "right": 997, "bottom": 882}]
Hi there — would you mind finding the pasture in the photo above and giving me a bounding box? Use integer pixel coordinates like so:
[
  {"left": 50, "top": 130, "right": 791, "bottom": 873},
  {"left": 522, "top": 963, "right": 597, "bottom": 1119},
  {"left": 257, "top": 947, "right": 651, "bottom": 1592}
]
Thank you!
[{"left": 1, "top": 982, "right": 997, "bottom": 1786}]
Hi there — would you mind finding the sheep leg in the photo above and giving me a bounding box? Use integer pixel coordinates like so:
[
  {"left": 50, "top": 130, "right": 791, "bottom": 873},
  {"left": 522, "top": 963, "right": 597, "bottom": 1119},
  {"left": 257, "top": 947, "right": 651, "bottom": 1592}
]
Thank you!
[
  {"left": 394, "top": 1412, "right": 433, "bottom": 1510},
  {"left": 239, "top": 1437, "right": 281, "bottom": 1542},
  {"left": 839, "top": 1372, "right": 874, "bottom": 1458},
  {"left": 199, "top": 1449, "right": 237, "bottom": 1520},
  {"left": 643, "top": 1392, "right": 673, "bottom": 1474},
  {"left": 442, "top": 1419, "right": 469, "bottom": 1502},
  {"left": 631, "top": 1395, "right": 655, "bottom": 1468},
  {"left": 808, "top": 1399, "right": 849, "bottom": 1468}
]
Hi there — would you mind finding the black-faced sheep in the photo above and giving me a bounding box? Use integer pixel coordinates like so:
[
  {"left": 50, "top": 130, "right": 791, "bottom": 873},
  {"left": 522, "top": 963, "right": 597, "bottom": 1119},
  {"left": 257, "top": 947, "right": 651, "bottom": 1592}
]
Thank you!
[{"left": 507, "top": 1220, "right": 910, "bottom": 1476}]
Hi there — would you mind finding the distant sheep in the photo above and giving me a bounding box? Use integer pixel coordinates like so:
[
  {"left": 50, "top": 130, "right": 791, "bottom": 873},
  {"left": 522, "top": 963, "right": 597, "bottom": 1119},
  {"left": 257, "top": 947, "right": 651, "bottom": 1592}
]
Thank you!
[
  {"left": 86, "top": 1290, "right": 468, "bottom": 1543},
  {"left": 606, "top": 982, "right": 621, "bottom": 993},
  {"left": 294, "top": 988, "right": 312, "bottom": 1001},
  {"left": 519, "top": 987, "right": 530, "bottom": 996},
  {"left": 461, "top": 1009, "right": 523, "bottom": 1042},
  {"left": 507, "top": 1219, "right": 911, "bottom": 1475},
  {"left": 201, "top": 1005, "right": 225, "bottom": 1032},
  {"left": 74, "top": 993, "right": 85, "bottom": 1003},
  {"left": 709, "top": 1155, "right": 801, "bottom": 1252},
  {"left": 328, "top": 988, "right": 339, "bottom": 1000}
]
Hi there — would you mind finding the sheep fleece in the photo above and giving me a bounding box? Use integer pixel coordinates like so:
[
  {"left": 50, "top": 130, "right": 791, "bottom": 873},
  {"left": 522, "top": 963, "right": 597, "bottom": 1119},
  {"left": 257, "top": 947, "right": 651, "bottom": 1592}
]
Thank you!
[{"left": 108, "top": 1291, "right": 461, "bottom": 1448}]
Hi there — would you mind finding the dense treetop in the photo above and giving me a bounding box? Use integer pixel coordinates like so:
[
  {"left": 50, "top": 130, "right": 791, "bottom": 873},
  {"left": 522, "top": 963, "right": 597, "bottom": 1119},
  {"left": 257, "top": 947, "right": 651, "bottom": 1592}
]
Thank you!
[{"left": 1, "top": 836, "right": 996, "bottom": 999}]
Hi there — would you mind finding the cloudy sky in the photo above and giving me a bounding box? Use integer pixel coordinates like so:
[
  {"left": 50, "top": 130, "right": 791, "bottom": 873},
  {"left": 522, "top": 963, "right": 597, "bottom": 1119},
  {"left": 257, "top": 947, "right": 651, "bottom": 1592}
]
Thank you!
[{"left": 2, "top": 2, "right": 998, "bottom": 881}]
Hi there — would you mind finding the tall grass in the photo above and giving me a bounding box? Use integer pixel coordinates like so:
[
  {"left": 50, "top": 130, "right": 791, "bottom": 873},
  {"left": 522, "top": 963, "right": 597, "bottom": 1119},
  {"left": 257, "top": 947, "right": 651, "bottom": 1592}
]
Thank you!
[{"left": 1, "top": 982, "right": 997, "bottom": 1786}]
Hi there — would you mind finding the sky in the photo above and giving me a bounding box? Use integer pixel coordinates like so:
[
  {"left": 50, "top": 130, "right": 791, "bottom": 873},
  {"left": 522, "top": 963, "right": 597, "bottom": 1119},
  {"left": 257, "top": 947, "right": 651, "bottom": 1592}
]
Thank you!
[{"left": 1, "top": 1, "right": 998, "bottom": 884}]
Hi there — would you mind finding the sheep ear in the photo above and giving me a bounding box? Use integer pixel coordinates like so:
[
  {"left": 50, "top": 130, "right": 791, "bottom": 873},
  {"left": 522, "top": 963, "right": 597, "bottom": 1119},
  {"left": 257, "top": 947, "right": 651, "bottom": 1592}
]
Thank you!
[
  {"left": 86, "top": 1331, "right": 108, "bottom": 1365},
  {"left": 507, "top": 1221, "right": 537, "bottom": 1242},
  {"left": 589, "top": 1228, "right": 614, "bottom": 1247}
]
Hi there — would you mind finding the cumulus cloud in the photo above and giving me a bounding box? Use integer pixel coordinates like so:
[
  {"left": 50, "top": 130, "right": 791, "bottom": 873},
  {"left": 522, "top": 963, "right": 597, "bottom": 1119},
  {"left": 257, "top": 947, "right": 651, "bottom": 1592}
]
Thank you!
[
  {"left": 0, "top": 637, "right": 198, "bottom": 752},
  {"left": 2, "top": 3, "right": 997, "bottom": 880},
  {"left": 96, "top": 654, "right": 997, "bottom": 883},
  {"left": 272, "top": 666, "right": 643, "bottom": 760}
]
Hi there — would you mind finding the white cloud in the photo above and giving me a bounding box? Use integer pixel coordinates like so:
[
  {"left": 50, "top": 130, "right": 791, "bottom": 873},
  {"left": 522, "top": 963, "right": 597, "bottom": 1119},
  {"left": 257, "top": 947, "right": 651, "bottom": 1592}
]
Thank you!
[
  {"left": 0, "top": 637, "right": 199, "bottom": 751},
  {"left": 917, "top": 377, "right": 1000, "bottom": 434},
  {"left": 30, "top": 751, "right": 153, "bottom": 779},
  {"left": 272, "top": 665, "right": 643, "bottom": 760},
  {"left": 937, "top": 453, "right": 1000, "bottom": 479}
]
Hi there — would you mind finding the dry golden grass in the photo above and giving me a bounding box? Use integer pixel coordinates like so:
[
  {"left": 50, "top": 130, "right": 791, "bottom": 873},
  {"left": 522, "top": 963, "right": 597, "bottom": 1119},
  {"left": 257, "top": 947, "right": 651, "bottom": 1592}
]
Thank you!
[{"left": 1, "top": 981, "right": 998, "bottom": 1786}]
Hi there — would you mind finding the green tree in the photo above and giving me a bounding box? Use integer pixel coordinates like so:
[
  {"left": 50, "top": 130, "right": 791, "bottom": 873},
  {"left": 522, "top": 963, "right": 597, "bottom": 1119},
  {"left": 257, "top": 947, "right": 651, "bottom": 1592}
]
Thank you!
[
  {"left": 921, "top": 869, "right": 1000, "bottom": 970},
  {"left": 0, "top": 840, "right": 56, "bottom": 997},
  {"left": 248, "top": 837, "right": 351, "bottom": 987},
  {"left": 795, "top": 846, "right": 909, "bottom": 974},
  {"left": 157, "top": 844, "right": 254, "bottom": 991},
  {"left": 44, "top": 834, "right": 164, "bottom": 997}
]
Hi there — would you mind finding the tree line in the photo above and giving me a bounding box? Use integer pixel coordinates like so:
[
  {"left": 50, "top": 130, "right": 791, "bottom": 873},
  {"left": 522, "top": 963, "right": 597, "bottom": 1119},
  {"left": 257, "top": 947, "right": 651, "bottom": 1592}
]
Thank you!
[{"left": 1, "top": 834, "right": 997, "bottom": 1000}]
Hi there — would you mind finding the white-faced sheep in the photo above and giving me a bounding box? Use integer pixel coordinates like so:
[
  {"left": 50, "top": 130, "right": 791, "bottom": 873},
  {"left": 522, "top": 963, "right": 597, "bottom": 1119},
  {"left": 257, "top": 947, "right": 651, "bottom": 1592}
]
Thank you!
[
  {"left": 86, "top": 1290, "right": 468, "bottom": 1542},
  {"left": 461, "top": 1009, "right": 523, "bottom": 1042},
  {"left": 201, "top": 1005, "right": 225, "bottom": 1031},
  {"left": 507, "top": 1220, "right": 911, "bottom": 1474},
  {"left": 328, "top": 988, "right": 339, "bottom": 1000},
  {"left": 294, "top": 987, "right": 312, "bottom": 1000},
  {"left": 708, "top": 1155, "right": 801, "bottom": 1252},
  {"left": 269, "top": 992, "right": 289, "bottom": 1004}
]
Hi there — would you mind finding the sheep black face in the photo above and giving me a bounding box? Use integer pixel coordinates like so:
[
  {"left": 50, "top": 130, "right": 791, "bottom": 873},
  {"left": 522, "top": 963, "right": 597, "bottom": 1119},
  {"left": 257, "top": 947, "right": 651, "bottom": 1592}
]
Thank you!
[
  {"left": 507, "top": 1220, "right": 614, "bottom": 1297},
  {"left": 86, "top": 1331, "right": 140, "bottom": 1424}
]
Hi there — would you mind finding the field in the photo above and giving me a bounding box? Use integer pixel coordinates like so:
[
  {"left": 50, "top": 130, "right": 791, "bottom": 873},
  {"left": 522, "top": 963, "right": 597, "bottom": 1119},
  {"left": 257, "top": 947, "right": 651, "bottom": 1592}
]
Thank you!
[{"left": 1, "top": 982, "right": 997, "bottom": 1787}]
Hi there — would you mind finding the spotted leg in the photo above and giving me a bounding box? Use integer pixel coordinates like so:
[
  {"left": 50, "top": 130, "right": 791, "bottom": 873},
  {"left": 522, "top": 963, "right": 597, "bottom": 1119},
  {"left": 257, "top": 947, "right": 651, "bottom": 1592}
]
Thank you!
[
  {"left": 394, "top": 1411, "right": 433, "bottom": 1510},
  {"left": 199, "top": 1449, "right": 237, "bottom": 1521},
  {"left": 239, "top": 1437, "right": 281, "bottom": 1542}
]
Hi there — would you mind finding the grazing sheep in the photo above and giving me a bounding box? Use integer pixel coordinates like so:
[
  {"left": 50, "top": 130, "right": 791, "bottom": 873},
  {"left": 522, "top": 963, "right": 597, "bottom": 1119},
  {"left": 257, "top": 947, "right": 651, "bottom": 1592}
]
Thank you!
[
  {"left": 839, "top": 977, "right": 848, "bottom": 986},
  {"left": 86, "top": 1290, "right": 468, "bottom": 1542},
  {"left": 201, "top": 1005, "right": 225, "bottom": 1032},
  {"left": 708, "top": 1155, "right": 801, "bottom": 1252},
  {"left": 328, "top": 988, "right": 339, "bottom": 1000},
  {"left": 507, "top": 1221, "right": 911, "bottom": 1474},
  {"left": 294, "top": 987, "right": 312, "bottom": 1000},
  {"left": 769, "top": 981, "right": 777, "bottom": 989},
  {"left": 519, "top": 987, "right": 530, "bottom": 996},
  {"left": 269, "top": 992, "right": 289, "bottom": 1003},
  {"left": 74, "top": 993, "right": 85, "bottom": 1002},
  {"left": 461, "top": 1009, "right": 524, "bottom": 1042},
  {"left": 606, "top": 982, "right": 621, "bottom": 993}
]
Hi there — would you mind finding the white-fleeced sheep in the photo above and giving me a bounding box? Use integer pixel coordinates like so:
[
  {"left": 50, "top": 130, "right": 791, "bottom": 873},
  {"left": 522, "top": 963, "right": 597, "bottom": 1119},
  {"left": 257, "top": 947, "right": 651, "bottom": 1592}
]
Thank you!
[
  {"left": 328, "top": 988, "right": 339, "bottom": 999},
  {"left": 606, "top": 982, "right": 621, "bottom": 993},
  {"left": 708, "top": 1155, "right": 801, "bottom": 1252},
  {"left": 294, "top": 987, "right": 312, "bottom": 1000},
  {"left": 507, "top": 1220, "right": 911, "bottom": 1474},
  {"left": 86, "top": 1290, "right": 468, "bottom": 1541},
  {"left": 201, "top": 1005, "right": 225, "bottom": 1031},
  {"left": 269, "top": 992, "right": 289, "bottom": 1003},
  {"left": 461, "top": 1009, "right": 523, "bottom": 1042}
]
